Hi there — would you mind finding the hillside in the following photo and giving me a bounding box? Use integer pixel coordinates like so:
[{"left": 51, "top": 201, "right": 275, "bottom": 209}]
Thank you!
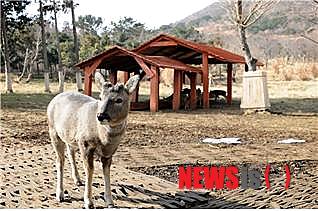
[{"left": 172, "top": 1, "right": 318, "bottom": 60}]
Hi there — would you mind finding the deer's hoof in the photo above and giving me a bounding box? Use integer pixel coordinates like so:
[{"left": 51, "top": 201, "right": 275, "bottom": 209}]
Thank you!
[
  {"left": 107, "top": 204, "right": 115, "bottom": 208},
  {"left": 56, "top": 194, "right": 64, "bottom": 202},
  {"left": 84, "top": 202, "right": 94, "bottom": 209}
]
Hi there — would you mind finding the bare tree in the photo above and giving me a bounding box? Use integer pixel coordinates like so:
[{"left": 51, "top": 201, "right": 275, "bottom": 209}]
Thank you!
[
  {"left": 69, "top": 0, "right": 83, "bottom": 91},
  {"left": 300, "top": 0, "right": 318, "bottom": 45},
  {"left": 1, "top": 6, "right": 13, "bottom": 93},
  {"left": 39, "top": 0, "right": 51, "bottom": 93},
  {"left": 16, "top": 26, "right": 42, "bottom": 83},
  {"left": 53, "top": 0, "right": 65, "bottom": 92},
  {"left": 26, "top": 28, "right": 41, "bottom": 83},
  {"left": 17, "top": 48, "right": 30, "bottom": 82},
  {"left": 301, "top": 34, "right": 318, "bottom": 45},
  {"left": 222, "top": 0, "right": 278, "bottom": 71}
]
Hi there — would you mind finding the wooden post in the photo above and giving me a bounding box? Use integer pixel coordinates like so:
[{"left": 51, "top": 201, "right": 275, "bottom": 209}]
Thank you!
[
  {"left": 189, "top": 72, "right": 197, "bottom": 109},
  {"left": 123, "top": 71, "right": 129, "bottom": 83},
  {"left": 84, "top": 70, "right": 92, "bottom": 96},
  {"left": 109, "top": 70, "right": 117, "bottom": 85},
  {"left": 150, "top": 66, "right": 159, "bottom": 112},
  {"left": 202, "top": 53, "right": 209, "bottom": 109},
  {"left": 173, "top": 69, "right": 182, "bottom": 111},
  {"left": 131, "top": 72, "right": 139, "bottom": 103},
  {"left": 227, "top": 63, "right": 233, "bottom": 105}
]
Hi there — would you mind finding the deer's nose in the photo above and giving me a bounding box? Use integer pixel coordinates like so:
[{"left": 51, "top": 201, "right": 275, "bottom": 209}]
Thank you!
[{"left": 97, "top": 113, "right": 111, "bottom": 122}]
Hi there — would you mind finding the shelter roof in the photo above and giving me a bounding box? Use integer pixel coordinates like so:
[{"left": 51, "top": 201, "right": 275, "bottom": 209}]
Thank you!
[
  {"left": 134, "top": 33, "right": 263, "bottom": 66},
  {"left": 75, "top": 45, "right": 202, "bottom": 75}
]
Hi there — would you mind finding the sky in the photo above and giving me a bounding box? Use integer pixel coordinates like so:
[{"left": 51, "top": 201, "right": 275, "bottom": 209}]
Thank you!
[{"left": 26, "top": 0, "right": 214, "bottom": 29}]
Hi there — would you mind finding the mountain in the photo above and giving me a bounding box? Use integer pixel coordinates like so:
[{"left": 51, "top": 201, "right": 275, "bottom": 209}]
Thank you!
[{"left": 172, "top": 1, "right": 318, "bottom": 60}]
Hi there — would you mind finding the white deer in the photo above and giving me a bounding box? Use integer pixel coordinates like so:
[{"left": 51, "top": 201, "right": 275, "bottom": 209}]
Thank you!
[{"left": 47, "top": 72, "right": 139, "bottom": 208}]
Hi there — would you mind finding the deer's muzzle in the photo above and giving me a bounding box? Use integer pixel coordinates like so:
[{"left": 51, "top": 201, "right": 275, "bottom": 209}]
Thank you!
[{"left": 97, "top": 113, "right": 111, "bottom": 122}]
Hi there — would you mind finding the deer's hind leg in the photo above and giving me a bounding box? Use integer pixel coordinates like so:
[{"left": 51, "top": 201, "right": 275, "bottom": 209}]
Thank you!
[
  {"left": 50, "top": 128, "right": 66, "bottom": 202},
  {"left": 66, "top": 144, "right": 82, "bottom": 186}
]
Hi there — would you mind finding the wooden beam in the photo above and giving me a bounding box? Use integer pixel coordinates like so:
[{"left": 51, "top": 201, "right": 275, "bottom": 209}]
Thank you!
[
  {"left": 109, "top": 70, "right": 117, "bottom": 84},
  {"left": 202, "top": 53, "right": 209, "bottom": 109},
  {"left": 189, "top": 72, "right": 197, "bottom": 110},
  {"left": 150, "top": 66, "right": 159, "bottom": 112},
  {"left": 149, "top": 41, "right": 178, "bottom": 47},
  {"left": 182, "top": 57, "right": 228, "bottom": 65},
  {"left": 173, "top": 69, "right": 182, "bottom": 111},
  {"left": 82, "top": 58, "right": 103, "bottom": 96},
  {"left": 84, "top": 68, "right": 92, "bottom": 96},
  {"left": 227, "top": 63, "right": 233, "bottom": 105},
  {"left": 86, "top": 57, "right": 103, "bottom": 76},
  {"left": 77, "top": 47, "right": 123, "bottom": 69},
  {"left": 134, "top": 57, "right": 155, "bottom": 78},
  {"left": 170, "top": 50, "right": 189, "bottom": 59},
  {"left": 176, "top": 51, "right": 198, "bottom": 60}
]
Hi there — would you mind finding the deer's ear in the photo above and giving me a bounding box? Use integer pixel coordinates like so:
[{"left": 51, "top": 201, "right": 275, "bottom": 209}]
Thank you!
[
  {"left": 125, "top": 75, "right": 140, "bottom": 94},
  {"left": 95, "top": 71, "right": 106, "bottom": 92}
]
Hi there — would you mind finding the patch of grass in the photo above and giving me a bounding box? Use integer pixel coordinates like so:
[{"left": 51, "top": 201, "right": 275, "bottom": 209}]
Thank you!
[{"left": 1, "top": 92, "right": 55, "bottom": 110}]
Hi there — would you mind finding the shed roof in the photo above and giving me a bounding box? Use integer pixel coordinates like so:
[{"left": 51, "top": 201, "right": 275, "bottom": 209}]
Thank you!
[
  {"left": 75, "top": 46, "right": 202, "bottom": 75},
  {"left": 134, "top": 33, "right": 263, "bottom": 66}
]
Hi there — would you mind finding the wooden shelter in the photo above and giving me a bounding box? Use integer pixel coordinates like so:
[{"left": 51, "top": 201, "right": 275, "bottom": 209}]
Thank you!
[
  {"left": 75, "top": 34, "right": 262, "bottom": 112},
  {"left": 134, "top": 34, "right": 263, "bottom": 109},
  {"left": 75, "top": 46, "right": 202, "bottom": 112}
]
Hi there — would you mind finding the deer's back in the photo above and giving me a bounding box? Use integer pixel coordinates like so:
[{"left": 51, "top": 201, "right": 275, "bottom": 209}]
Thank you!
[{"left": 47, "top": 92, "right": 99, "bottom": 143}]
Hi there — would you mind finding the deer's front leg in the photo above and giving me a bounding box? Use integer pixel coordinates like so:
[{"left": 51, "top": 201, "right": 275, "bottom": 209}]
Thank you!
[
  {"left": 82, "top": 145, "right": 95, "bottom": 209},
  {"left": 101, "top": 157, "right": 114, "bottom": 207}
]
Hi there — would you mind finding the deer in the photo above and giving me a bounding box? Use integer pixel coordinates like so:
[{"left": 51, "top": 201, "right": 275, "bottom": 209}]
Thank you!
[{"left": 47, "top": 71, "right": 140, "bottom": 208}]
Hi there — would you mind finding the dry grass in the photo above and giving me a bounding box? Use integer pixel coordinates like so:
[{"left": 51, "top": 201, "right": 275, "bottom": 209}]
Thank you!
[{"left": 266, "top": 58, "right": 318, "bottom": 81}]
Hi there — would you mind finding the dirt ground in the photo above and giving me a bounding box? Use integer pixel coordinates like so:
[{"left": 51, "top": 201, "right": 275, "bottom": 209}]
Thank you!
[{"left": 1, "top": 80, "right": 318, "bottom": 208}]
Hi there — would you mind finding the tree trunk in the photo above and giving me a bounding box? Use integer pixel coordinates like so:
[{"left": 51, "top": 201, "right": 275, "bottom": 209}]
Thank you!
[
  {"left": 70, "top": 0, "right": 83, "bottom": 91},
  {"left": 26, "top": 70, "right": 33, "bottom": 83},
  {"left": 237, "top": 0, "right": 256, "bottom": 72},
  {"left": 39, "top": 0, "right": 51, "bottom": 93},
  {"left": 58, "top": 71, "right": 64, "bottom": 92},
  {"left": 75, "top": 71, "right": 82, "bottom": 90},
  {"left": 44, "top": 72, "right": 50, "bottom": 91},
  {"left": 53, "top": 0, "right": 64, "bottom": 93},
  {"left": 1, "top": 7, "right": 13, "bottom": 93},
  {"left": 26, "top": 30, "right": 40, "bottom": 83},
  {"left": 17, "top": 48, "right": 30, "bottom": 82},
  {"left": 238, "top": 25, "right": 257, "bottom": 72}
]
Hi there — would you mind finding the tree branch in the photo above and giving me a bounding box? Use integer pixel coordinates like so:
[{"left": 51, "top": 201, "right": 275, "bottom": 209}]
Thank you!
[
  {"left": 223, "top": 0, "right": 279, "bottom": 28},
  {"left": 301, "top": 34, "right": 318, "bottom": 45}
]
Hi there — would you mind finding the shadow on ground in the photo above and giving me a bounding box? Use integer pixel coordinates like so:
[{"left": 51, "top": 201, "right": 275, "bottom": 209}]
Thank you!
[{"left": 98, "top": 183, "right": 252, "bottom": 209}]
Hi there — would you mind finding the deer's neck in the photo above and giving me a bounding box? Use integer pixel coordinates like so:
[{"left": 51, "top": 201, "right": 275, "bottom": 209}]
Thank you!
[{"left": 97, "top": 120, "right": 127, "bottom": 145}]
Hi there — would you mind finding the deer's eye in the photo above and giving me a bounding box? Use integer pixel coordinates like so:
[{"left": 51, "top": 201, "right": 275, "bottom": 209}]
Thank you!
[
  {"left": 115, "top": 98, "right": 123, "bottom": 104},
  {"left": 104, "top": 83, "right": 112, "bottom": 89}
]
